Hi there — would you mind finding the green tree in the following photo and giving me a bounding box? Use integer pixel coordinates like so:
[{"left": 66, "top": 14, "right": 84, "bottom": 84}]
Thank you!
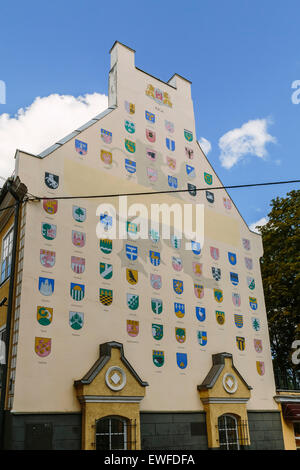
[{"left": 258, "top": 190, "right": 300, "bottom": 383}]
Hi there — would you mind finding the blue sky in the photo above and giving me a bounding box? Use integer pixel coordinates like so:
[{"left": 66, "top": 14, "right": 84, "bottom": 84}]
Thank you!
[{"left": 0, "top": 0, "right": 299, "bottom": 228}]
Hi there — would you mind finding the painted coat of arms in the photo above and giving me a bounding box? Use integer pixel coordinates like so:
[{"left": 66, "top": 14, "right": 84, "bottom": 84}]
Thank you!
[
  {"left": 101, "top": 128, "right": 112, "bottom": 144},
  {"left": 40, "top": 250, "right": 55, "bottom": 268},
  {"left": 38, "top": 277, "right": 54, "bottom": 296},
  {"left": 247, "top": 276, "right": 255, "bottom": 290},
  {"left": 149, "top": 250, "right": 160, "bottom": 266},
  {"left": 147, "top": 167, "right": 158, "bottom": 182},
  {"left": 72, "top": 230, "right": 86, "bottom": 248},
  {"left": 152, "top": 324, "right": 163, "bottom": 341},
  {"left": 204, "top": 172, "right": 212, "bottom": 185},
  {"left": 166, "top": 156, "right": 176, "bottom": 170},
  {"left": 254, "top": 339, "right": 263, "bottom": 353},
  {"left": 125, "top": 101, "right": 135, "bottom": 114},
  {"left": 184, "top": 129, "right": 193, "bottom": 142},
  {"left": 41, "top": 223, "right": 56, "bottom": 241},
  {"left": 168, "top": 175, "right": 178, "bottom": 189},
  {"left": 174, "top": 302, "right": 185, "bottom": 318},
  {"left": 197, "top": 331, "right": 207, "bottom": 346},
  {"left": 236, "top": 336, "right": 245, "bottom": 351},
  {"left": 73, "top": 205, "right": 86, "bottom": 223},
  {"left": 214, "top": 289, "right": 223, "bottom": 303},
  {"left": 194, "top": 283, "right": 204, "bottom": 299},
  {"left": 165, "top": 120, "right": 174, "bottom": 133},
  {"left": 232, "top": 292, "right": 241, "bottom": 308},
  {"left": 193, "top": 262, "right": 202, "bottom": 277},
  {"left": 99, "top": 288, "right": 113, "bottom": 306},
  {"left": 210, "top": 246, "right": 219, "bottom": 260},
  {"left": 125, "top": 159, "right": 136, "bottom": 174},
  {"left": 166, "top": 138, "right": 175, "bottom": 151},
  {"left": 100, "top": 263, "right": 113, "bottom": 280},
  {"left": 126, "top": 268, "right": 138, "bottom": 285},
  {"left": 101, "top": 150, "right": 112, "bottom": 165},
  {"left": 176, "top": 353, "right": 187, "bottom": 369},
  {"left": 196, "top": 307, "right": 206, "bottom": 322},
  {"left": 150, "top": 274, "right": 162, "bottom": 290},
  {"left": 146, "top": 129, "right": 156, "bottom": 142},
  {"left": 37, "top": 306, "right": 53, "bottom": 326},
  {"left": 146, "top": 149, "right": 156, "bottom": 161},
  {"left": 185, "top": 146, "right": 194, "bottom": 159},
  {"left": 69, "top": 312, "right": 84, "bottom": 330},
  {"left": 256, "top": 361, "right": 265, "bottom": 376},
  {"left": 245, "top": 257, "right": 253, "bottom": 270},
  {"left": 127, "top": 320, "right": 139, "bottom": 337},
  {"left": 75, "top": 139, "right": 87, "bottom": 155},
  {"left": 173, "top": 279, "right": 184, "bottom": 295},
  {"left": 172, "top": 256, "right": 182, "bottom": 272},
  {"left": 228, "top": 252, "right": 237, "bottom": 265},
  {"left": 70, "top": 283, "right": 85, "bottom": 301},
  {"left": 125, "top": 139, "right": 136, "bottom": 153},
  {"left": 145, "top": 110, "right": 155, "bottom": 123},
  {"left": 216, "top": 310, "right": 225, "bottom": 325},
  {"left": 212, "top": 267, "right": 221, "bottom": 281},
  {"left": 230, "top": 272, "right": 239, "bottom": 286},
  {"left": 71, "top": 257, "right": 85, "bottom": 274},
  {"left": 191, "top": 241, "right": 201, "bottom": 255},
  {"left": 175, "top": 327, "right": 186, "bottom": 343},
  {"left": 153, "top": 350, "right": 164, "bottom": 367},
  {"left": 43, "top": 199, "right": 58, "bottom": 215},
  {"left": 100, "top": 239, "right": 112, "bottom": 254},
  {"left": 125, "top": 120, "right": 135, "bottom": 134},
  {"left": 127, "top": 293, "right": 139, "bottom": 310},
  {"left": 35, "top": 337, "right": 51, "bottom": 357},
  {"left": 206, "top": 191, "right": 214, "bottom": 203},
  {"left": 126, "top": 244, "right": 138, "bottom": 261},
  {"left": 234, "top": 314, "right": 243, "bottom": 328},
  {"left": 151, "top": 298, "right": 163, "bottom": 314},
  {"left": 45, "top": 172, "right": 59, "bottom": 190}
]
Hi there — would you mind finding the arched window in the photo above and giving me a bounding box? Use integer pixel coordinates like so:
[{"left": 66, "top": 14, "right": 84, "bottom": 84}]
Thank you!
[
  {"left": 95, "top": 416, "right": 128, "bottom": 450},
  {"left": 217, "top": 414, "right": 240, "bottom": 450}
]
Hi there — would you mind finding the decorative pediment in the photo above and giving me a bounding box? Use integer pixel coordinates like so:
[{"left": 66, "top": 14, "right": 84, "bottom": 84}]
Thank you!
[
  {"left": 198, "top": 352, "right": 252, "bottom": 403},
  {"left": 74, "top": 341, "right": 148, "bottom": 402}
]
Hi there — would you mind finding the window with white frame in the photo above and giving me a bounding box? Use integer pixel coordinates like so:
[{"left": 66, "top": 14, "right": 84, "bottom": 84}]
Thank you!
[
  {"left": 95, "top": 416, "right": 128, "bottom": 450},
  {"left": 218, "top": 414, "right": 240, "bottom": 450},
  {"left": 1, "top": 227, "right": 13, "bottom": 284}
]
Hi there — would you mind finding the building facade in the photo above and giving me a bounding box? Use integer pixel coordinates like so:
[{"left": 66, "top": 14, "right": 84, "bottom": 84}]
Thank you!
[{"left": 0, "top": 42, "right": 299, "bottom": 450}]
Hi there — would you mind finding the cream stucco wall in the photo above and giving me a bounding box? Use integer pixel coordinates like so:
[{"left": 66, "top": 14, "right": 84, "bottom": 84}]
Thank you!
[{"left": 11, "top": 42, "right": 276, "bottom": 414}]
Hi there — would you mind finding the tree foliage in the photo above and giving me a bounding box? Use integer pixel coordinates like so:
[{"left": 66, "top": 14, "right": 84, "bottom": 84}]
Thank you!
[{"left": 258, "top": 190, "right": 300, "bottom": 374}]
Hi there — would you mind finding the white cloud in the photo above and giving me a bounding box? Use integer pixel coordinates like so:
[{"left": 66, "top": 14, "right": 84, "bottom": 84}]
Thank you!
[
  {"left": 219, "top": 118, "right": 276, "bottom": 169},
  {"left": 198, "top": 137, "right": 212, "bottom": 155},
  {"left": 0, "top": 93, "right": 108, "bottom": 178},
  {"left": 249, "top": 216, "right": 268, "bottom": 233}
]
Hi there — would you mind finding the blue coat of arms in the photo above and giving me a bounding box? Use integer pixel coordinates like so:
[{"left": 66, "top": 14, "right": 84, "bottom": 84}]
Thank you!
[
  {"left": 196, "top": 307, "right": 206, "bottom": 322},
  {"left": 249, "top": 297, "right": 258, "bottom": 310},
  {"left": 191, "top": 241, "right": 201, "bottom": 255},
  {"left": 174, "top": 302, "right": 185, "bottom": 318},
  {"left": 168, "top": 175, "right": 178, "bottom": 189},
  {"left": 230, "top": 272, "right": 239, "bottom": 286},
  {"left": 173, "top": 279, "right": 183, "bottom": 295},
  {"left": 228, "top": 252, "right": 237, "bottom": 265},
  {"left": 176, "top": 353, "right": 187, "bottom": 369},
  {"left": 166, "top": 138, "right": 175, "bottom": 151},
  {"left": 197, "top": 331, "right": 207, "bottom": 346},
  {"left": 149, "top": 250, "right": 160, "bottom": 266},
  {"left": 125, "top": 159, "right": 136, "bottom": 174}
]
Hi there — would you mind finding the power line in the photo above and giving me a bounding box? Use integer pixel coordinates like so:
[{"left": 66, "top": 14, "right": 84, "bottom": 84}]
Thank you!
[{"left": 27, "top": 179, "right": 300, "bottom": 201}]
